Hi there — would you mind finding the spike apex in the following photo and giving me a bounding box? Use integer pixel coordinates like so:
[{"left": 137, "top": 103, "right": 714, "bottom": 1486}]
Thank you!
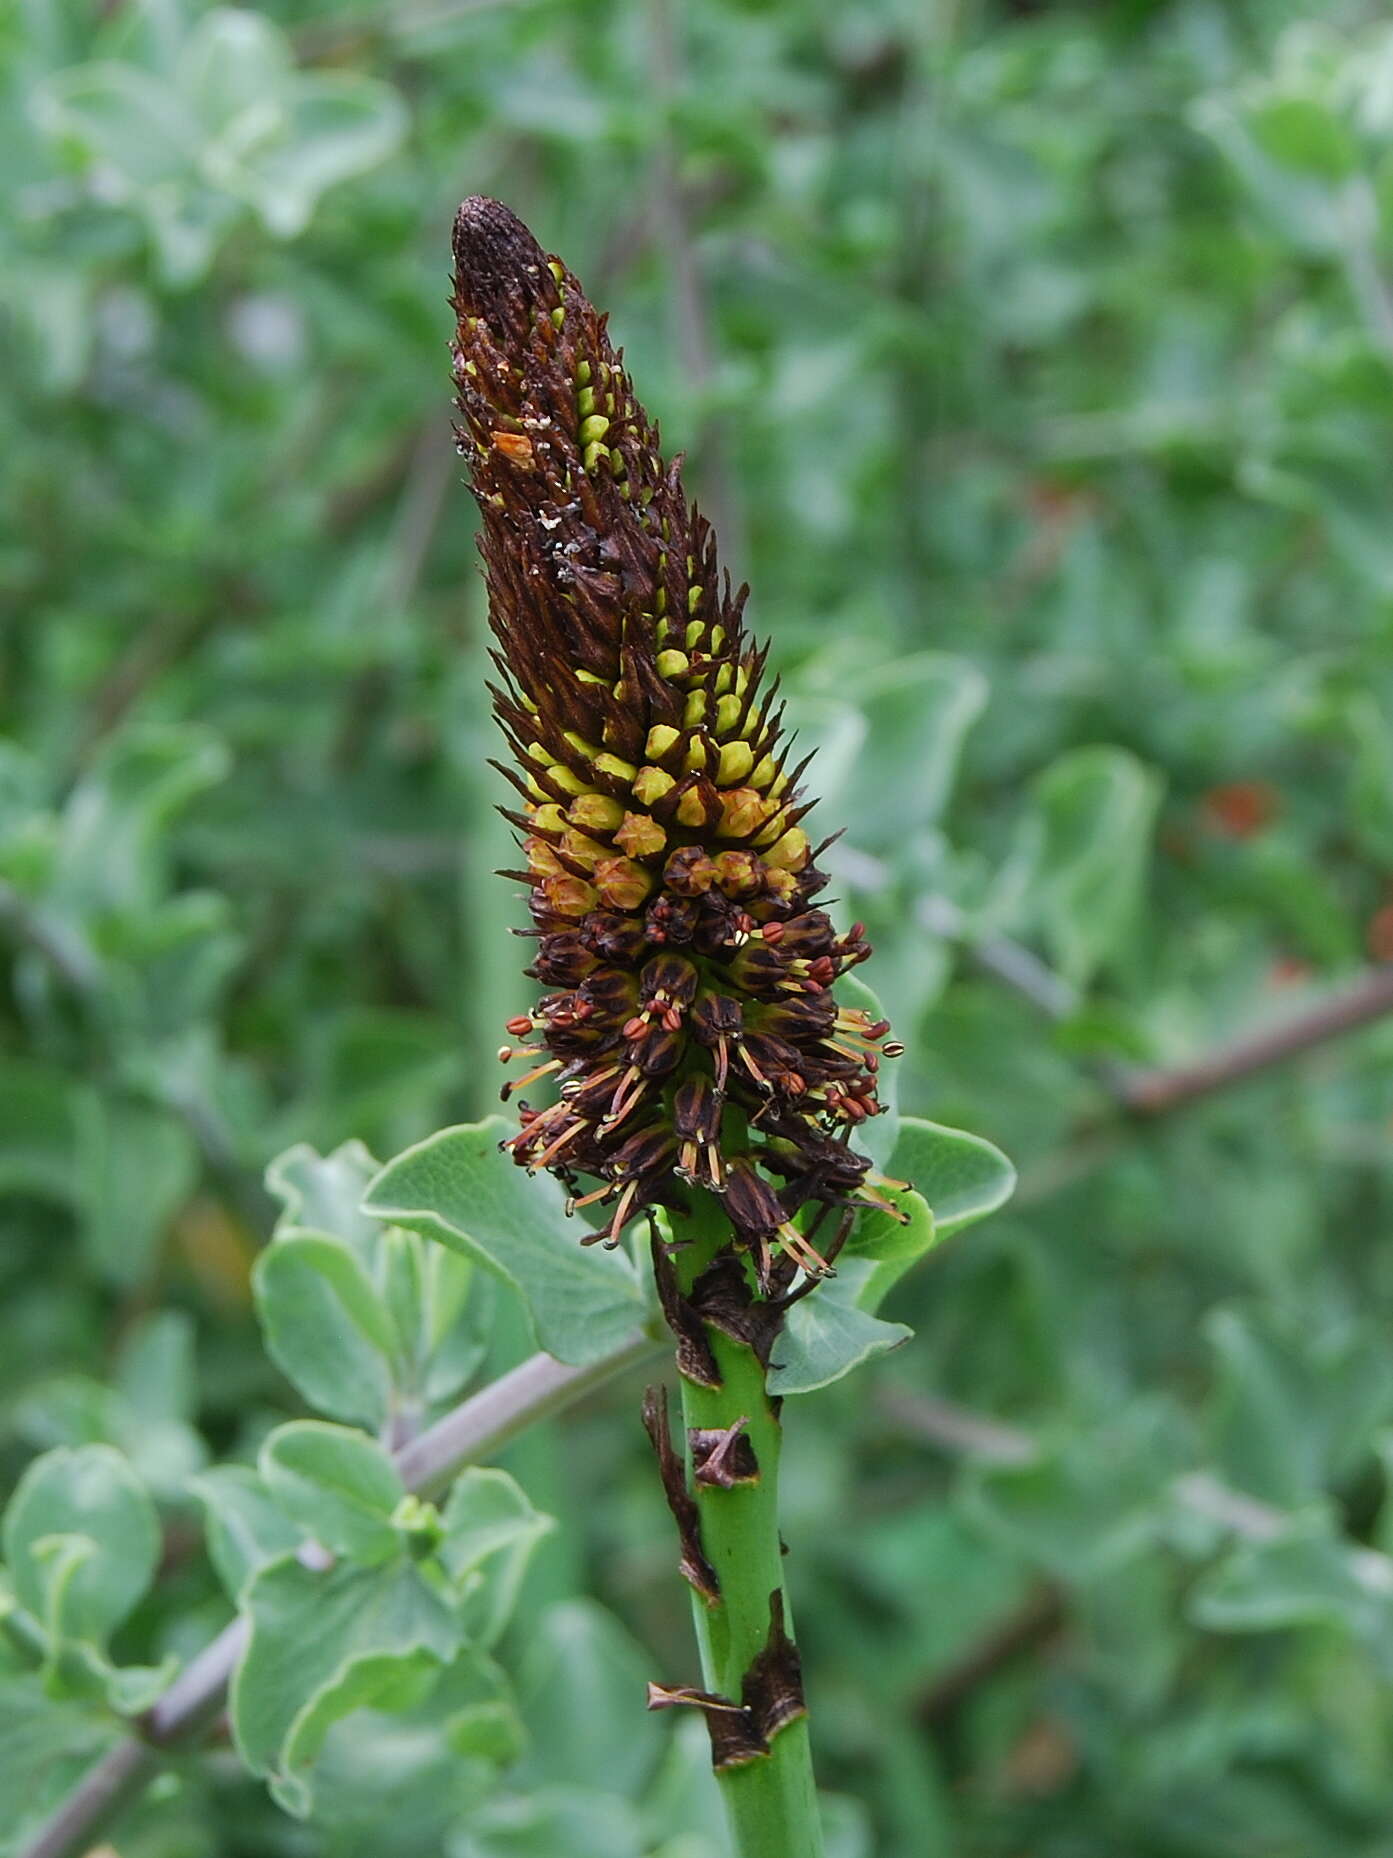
[{"left": 452, "top": 197, "right": 900, "bottom": 1291}]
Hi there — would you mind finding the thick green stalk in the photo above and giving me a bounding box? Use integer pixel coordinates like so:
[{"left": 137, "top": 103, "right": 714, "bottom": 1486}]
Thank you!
[{"left": 673, "top": 1210, "right": 825, "bottom": 1858}]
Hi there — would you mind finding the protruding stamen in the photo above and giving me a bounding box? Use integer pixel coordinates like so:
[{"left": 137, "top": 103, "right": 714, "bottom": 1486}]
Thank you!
[{"left": 500, "top": 1057, "right": 562, "bottom": 1100}]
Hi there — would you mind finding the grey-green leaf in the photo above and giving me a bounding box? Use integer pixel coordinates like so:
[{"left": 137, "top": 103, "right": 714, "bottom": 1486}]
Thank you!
[
  {"left": 230, "top": 1554, "right": 461, "bottom": 1817},
  {"left": 363, "top": 1119, "right": 647, "bottom": 1367},
  {"left": 769, "top": 1260, "right": 913, "bottom": 1396},
  {"left": 253, "top": 1233, "right": 396, "bottom": 1430},
  {"left": 888, "top": 1116, "right": 1016, "bottom": 1242},
  {"left": 260, "top": 1423, "right": 404, "bottom": 1566},
  {"left": 191, "top": 1465, "right": 304, "bottom": 1602},
  {"left": 3, "top": 1445, "right": 159, "bottom": 1647},
  {"left": 438, "top": 1467, "right": 554, "bottom": 1649},
  {"left": 266, "top": 1139, "right": 382, "bottom": 1261}
]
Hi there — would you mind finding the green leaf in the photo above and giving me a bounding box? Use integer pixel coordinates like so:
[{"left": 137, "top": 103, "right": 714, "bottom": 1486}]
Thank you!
[
  {"left": 769, "top": 1259, "right": 913, "bottom": 1396},
  {"left": 438, "top": 1468, "right": 553, "bottom": 1648},
  {"left": 463, "top": 1789, "right": 647, "bottom": 1858},
  {"left": 0, "top": 1677, "right": 119, "bottom": 1854},
  {"left": 965, "top": 1402, "right": 1187, "bottom": 1580},
  {"left": 363, "top": 1120, "right": 647, "bottom": 1367},
  {"left": 35, "top": 62, "right": 199, "bottom": 193},
  {"left": 1203, "top": 1306, "right": 1393, "bottom": 1509},
  {"left": 266, "top": 1139, "right": 381, "bottom": 1264},
  {"left": 108, "top": 1310, "right": 206, "bottom": 1491},
  {"left": 178, "top": 6, "right": 296, "bottom": 134},
  {"left": 191, "top": 1465, "right": 304, "bottom": 1602},
  {"left": 1029, "top": 745, "right": 1163, "bottom": 989},
  {"left": 3, "top": 1446, "right": 159, "bottom": 1648},
  {"left": 114, "top": 1309, "right": 197, "bottom": 1425},
  {"left": 839, "top": 653, "right": 987, "bottom": 851},
  {"left": 1246, "top": 91, "right": 1357, "bottom": 180},
  {"left": 231, "top": 1554, "right": 461, "bottom": 1817},
  {"left": 260, "top": 1423, "right": 405, "bottom": 1566},
  {"left": 1190, "top": 1513, "right": 1393, "bottom": 1666},
  {"left": 775, "top": 1118, "right": 1013, "bottom": 1393},
  {"left": 0, "top": 1059, "right": 85, "bottom": 1205},
  {"left": 384, "top": 1232, "right": 495, "bottom": 1409},
  {"left": 449, "top": 1696, "right": 529, "bottom": 1768},
  {"left": 77, "top": 1096, "right": 199, "bottom": 1287},
  {"left": 513, "top": 1600, "right": 662, "bottom": 1800},
  {"left": 887, "top": 1116, "right": 1016, "bottom": 1244},
  {"left": 53, "top": 725, "right": 230, "bottom": 912},
  {"left": 253, "top": 1233, "right": 396, "bottom": 1430},
  {"left": 194, "top": 28, "right": 409, "bottom": 243}
]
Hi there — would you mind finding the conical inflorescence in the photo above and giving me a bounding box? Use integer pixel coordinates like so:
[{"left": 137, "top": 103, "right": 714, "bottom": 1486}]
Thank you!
[{"left": 451, "top": 196, "right": 903, "bottom": 1295}]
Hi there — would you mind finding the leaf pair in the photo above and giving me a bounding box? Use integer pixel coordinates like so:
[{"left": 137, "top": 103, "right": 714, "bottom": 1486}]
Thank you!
[{"left": 199, "top": 1422, "right": 550, "bottom": 1816}]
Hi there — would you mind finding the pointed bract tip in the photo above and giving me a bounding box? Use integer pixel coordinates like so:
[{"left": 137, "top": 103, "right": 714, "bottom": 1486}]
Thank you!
[{"left": 452, "top": 196, "right": 553, "bottom": 320}]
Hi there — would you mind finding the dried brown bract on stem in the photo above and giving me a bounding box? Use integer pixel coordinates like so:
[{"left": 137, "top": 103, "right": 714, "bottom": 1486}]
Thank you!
[{"left": 451, "top": 195, "right": 905, "bottom": 1292}]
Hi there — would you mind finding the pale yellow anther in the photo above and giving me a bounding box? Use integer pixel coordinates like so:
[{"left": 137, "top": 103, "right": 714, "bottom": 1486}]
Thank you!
[
  {"left": 763, "top": 827, "right": 810, "bottom": 872},
  {"left": 562, "top": 730, "right": 600, "bottom": 759},
  {"left": 750, "top": 754, "right": 778, "bottom": 790},
  {"left": 595, "top": 856, "right": 654, "bottom": 910},
  {"left": 526, "top": 741, "right": 551, "bottom": 764},
  {"left": 714, "top": 665, "right": 734, "bottom": 695},
  {"left": 561, "top": 828, "right": 606, "bottom": 868},
  {"left": 526, "top": 837, "right": 564, "bottom": 878},
  {"left": 567, "top": 793, "right": 625, "bottom": 831},
  {"left": 594, "top": 751, "right": 638, "bottom": 783},
  {"left": 531, "top": 803, "right": 567, "bottom": 834},
  {"left": 579, "top": 414, "right": 610, "bottom": 444},
  {"left": 684, "top": 736, "right": 709, "bottom": 773},
  {"left": 547, "top": 765, "right": 588, "bottom": 796},
  {"left": 715, "top": 694, "right": 744, "bottom": 736},
  {"left": 657, "top": 649, "right": 689, "bottom": 680},
  {"left": 716, "top": 740, "right": 754, "bottom": 786},
  {"left": 687, "top": 586, "right": 702, "bottom": 614},
  {"left": 683, "top": 689, "right": 707, "bottom": 728},
  {"left": 645, "top": 724, "right": 681, "bottom": 760},
  {"left": 685, "top": 620, "right": 704, "bottom": 649},
  {"left": 633, "top": 766, "right": 676, "bottom": 806},
  {"left": 716, "top": 788, "right": 766, "bottom": 839},
  {"left": 677, "top": 787, "right": 710, "bottom": 829},
  {"left": 615, "top": 813, "right": 667, "bottom": 859}
]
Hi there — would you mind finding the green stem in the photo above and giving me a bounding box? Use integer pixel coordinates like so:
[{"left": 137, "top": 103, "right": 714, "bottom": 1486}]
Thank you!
[{"left": 673, "top": 1209, "right": 825, "bottom": 1858}]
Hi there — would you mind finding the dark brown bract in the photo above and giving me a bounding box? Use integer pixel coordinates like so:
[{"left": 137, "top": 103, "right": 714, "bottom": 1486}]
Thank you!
[{"left": 451, "top": 195, "right": 903, "bottom": 1291}]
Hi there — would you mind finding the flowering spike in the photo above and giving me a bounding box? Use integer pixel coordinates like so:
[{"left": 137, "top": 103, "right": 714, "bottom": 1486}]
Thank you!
[{"left": 452, "top": 197, "right": 900, "bottom": 1275}]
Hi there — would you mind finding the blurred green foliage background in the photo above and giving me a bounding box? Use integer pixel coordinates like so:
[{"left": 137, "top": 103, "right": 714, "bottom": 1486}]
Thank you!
[{"left": 7, "top": 0, "right": 1393, "bottom": 1852}]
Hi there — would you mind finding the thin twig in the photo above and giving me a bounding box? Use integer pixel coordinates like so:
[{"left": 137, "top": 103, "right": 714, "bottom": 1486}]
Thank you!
[
  {"left": 0, "top": 881, "right": 104, "bottom": 995},
  {"left": 922, "top": 891, "right": 1393, "bottom": 1113},
  {"left": 1115, "top": 966, "right": 1393, "bottom": 1116},
  {"left": 919, "top": 895, "right": 1078, "bottom": 1021},
  {"left": 16, "top": 1329, "right": 659, "bottom": 1858},
  {"left": 879, "top": 1385, "right": 1393, "bottom": 1593},
  {"left": 918, "top": 1583, "right": 1066, "bottom": 1724}
]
